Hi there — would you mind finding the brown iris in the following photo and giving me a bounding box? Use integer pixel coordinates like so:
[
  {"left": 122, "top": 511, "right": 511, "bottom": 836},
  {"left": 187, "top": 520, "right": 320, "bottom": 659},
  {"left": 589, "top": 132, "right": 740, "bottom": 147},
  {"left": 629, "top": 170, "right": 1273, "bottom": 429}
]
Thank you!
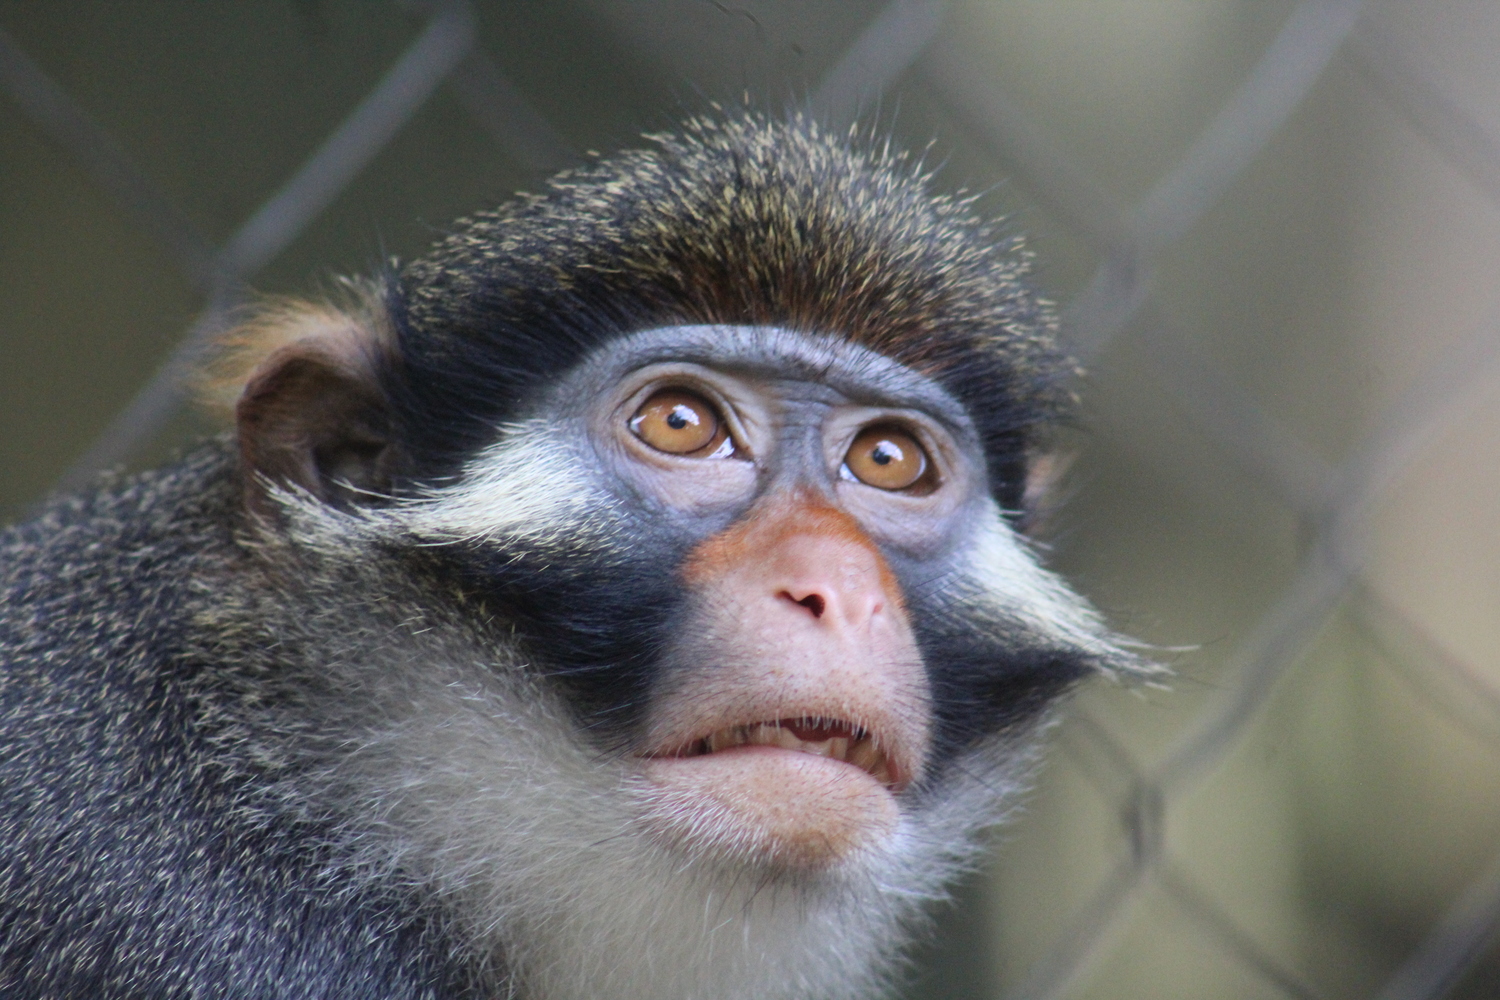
[
  {"left": 629, "top": 389, "right": 732, "bottom": 456},
  {"left": 843, "top": 425, "right": 930, "bottom": 491}
]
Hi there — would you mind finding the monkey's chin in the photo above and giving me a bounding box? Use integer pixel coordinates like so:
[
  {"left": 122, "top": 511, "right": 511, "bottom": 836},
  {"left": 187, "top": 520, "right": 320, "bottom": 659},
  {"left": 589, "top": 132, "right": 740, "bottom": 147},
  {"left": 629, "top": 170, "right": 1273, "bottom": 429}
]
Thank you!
[{"left": 638, "top": 746, "right": 900, "bottom": 870}]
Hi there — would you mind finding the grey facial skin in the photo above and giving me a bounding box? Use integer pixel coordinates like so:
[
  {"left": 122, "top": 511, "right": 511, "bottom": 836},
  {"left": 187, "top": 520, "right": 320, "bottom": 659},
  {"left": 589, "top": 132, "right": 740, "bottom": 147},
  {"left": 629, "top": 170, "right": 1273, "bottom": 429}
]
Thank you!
[{"left": 554, "top": 325, "right": 988, "bottom": 539}]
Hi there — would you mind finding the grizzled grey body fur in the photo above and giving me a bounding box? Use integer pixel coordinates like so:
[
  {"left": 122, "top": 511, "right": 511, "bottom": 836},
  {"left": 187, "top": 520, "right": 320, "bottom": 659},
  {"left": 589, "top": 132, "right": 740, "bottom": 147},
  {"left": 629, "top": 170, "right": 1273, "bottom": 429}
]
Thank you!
[
  {"left": 0, "top": 446, "right": 473, "bottom": 996},
  {"left": 0, "top": 116, "right": 1129, "bottom": 999}
]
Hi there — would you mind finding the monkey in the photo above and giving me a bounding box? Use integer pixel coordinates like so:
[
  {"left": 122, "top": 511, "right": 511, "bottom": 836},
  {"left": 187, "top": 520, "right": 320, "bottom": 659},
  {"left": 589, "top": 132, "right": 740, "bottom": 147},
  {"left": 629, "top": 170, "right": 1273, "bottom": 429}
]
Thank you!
[{"left": 0, "top": 114, "right": 1140, "bottom": 1000}]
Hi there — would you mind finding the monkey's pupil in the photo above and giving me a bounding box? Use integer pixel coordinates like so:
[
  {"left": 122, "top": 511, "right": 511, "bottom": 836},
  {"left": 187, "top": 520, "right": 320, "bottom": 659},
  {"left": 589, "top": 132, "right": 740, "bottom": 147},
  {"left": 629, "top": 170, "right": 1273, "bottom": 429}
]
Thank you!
[
  {"left": 667, "top": 406, "right": 697, "bottom": 430},
  {"left": 871, "top": 442, "right": 898, "bottom": 466}
]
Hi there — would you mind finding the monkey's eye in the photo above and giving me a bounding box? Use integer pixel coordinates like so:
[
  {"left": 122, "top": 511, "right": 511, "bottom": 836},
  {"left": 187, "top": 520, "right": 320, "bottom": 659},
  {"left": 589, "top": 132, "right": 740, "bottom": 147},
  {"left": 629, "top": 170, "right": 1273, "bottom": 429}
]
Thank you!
[
  {"left": 629, "top": 389, "right": 734, "bottom": 457},
  {"left": 841, "top": 425, "right": 931, "bottom": 492}
]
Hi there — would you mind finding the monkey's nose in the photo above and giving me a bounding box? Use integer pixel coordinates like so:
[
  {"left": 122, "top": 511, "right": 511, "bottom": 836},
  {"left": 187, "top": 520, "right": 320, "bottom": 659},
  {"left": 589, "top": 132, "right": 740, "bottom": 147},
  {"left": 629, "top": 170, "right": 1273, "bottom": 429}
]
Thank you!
[
  {"left": 680, "top": 492, "right": 899, "bottom": 632},
  {"left": 779, "top": 591, "right": 827, "bottom": 618},
  {"left": 760, "top": 531, "right": 893, "bottom": 631}
]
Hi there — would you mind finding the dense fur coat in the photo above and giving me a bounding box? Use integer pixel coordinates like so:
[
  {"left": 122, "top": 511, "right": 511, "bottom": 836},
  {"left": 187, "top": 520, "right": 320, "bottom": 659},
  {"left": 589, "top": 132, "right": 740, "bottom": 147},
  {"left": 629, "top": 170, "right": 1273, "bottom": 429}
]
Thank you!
[{"left": 0, "top": 116, "right": 1132, "bottom": 999}]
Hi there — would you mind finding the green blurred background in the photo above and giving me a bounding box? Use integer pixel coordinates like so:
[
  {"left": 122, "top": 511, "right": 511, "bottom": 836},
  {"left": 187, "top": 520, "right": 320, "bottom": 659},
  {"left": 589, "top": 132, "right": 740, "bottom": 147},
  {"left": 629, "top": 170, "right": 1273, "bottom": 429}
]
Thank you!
[{"left": 4, "top": 2, "right": 1500, "bottom": 997}]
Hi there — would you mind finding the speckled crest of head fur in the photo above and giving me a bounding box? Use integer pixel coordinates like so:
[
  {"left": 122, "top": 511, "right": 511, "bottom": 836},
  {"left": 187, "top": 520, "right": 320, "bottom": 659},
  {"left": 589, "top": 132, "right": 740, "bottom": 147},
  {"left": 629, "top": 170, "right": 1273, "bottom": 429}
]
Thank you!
[{"left": 388, "top": 113, "right": 1078, "bottom": 488}]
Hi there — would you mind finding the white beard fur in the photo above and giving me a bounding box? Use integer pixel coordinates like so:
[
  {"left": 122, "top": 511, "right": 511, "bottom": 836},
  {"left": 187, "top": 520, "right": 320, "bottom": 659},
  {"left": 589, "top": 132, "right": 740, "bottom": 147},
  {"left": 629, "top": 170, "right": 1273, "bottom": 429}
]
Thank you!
[{"left": 287, "top": 616, "right": 1040, "bottom": 1000}]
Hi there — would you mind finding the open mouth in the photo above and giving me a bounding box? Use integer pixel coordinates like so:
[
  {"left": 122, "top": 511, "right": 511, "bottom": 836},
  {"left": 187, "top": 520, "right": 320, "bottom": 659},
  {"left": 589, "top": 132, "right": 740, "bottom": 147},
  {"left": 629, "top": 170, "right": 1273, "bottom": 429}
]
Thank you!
[{"left": 656, "top": 717, "right": 898, "bottom": 788}]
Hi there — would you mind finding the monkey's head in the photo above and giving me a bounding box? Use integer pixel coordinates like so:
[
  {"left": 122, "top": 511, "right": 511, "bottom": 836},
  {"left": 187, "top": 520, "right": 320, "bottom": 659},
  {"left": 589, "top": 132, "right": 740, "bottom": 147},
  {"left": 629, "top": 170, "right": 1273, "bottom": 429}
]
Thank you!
[{"left": 223, "top": 115, "right": 1138, "bottom": 995}]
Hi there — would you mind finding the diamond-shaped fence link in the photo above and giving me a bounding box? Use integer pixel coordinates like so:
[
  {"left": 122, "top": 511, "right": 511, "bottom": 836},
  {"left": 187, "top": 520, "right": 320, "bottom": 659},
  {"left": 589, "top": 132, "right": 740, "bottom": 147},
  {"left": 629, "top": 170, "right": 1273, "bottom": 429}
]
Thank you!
[{"left": 3, "top": 2, "right": 1498, "bottom": 997}]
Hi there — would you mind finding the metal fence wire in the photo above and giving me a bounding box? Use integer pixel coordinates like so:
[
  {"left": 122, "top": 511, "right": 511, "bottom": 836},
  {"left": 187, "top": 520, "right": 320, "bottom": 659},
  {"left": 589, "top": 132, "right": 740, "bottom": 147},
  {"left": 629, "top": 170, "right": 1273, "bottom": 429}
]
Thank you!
[{"left": 3, "top": 1, "right": 1500, "bottom": 997}]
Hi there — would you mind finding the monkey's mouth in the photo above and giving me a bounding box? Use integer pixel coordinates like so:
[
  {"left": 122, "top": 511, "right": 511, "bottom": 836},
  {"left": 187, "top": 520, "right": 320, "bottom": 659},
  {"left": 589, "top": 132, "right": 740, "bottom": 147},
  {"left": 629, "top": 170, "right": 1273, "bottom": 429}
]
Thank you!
[
  {"left": 659, "top": 717, "right": 898, "bottom": 788},
  {"left": 638, "top": 714, "right": 907, "bottom": 869},
  {"left": 636, "top": 678, "right": 925, "bottom": 868}
]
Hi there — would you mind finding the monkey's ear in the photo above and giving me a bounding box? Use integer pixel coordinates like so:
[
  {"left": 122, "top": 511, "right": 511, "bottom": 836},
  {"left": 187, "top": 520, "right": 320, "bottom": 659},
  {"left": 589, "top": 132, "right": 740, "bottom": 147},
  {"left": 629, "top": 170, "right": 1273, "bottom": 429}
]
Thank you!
[
  {"left": 231, "top": 303, "right": 401, "bottom": 516},
  {"left": 1016, "top": 450, "right": 1076, "bottom": 536}
]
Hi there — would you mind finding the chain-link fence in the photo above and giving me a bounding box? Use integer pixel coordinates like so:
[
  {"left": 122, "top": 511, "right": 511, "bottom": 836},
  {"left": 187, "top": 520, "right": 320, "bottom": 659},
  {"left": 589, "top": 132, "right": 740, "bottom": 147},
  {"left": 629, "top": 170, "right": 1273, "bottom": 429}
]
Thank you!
[{"left": 4, "top": 2, "right": 1499, "bottom": 997}]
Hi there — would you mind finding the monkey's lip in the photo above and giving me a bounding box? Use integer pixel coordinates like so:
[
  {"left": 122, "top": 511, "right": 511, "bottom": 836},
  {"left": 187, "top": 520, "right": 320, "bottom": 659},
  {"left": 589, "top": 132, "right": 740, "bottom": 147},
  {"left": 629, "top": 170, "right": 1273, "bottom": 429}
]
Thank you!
[
  {"left": 647, "top": 717, "right": 900, "bottom": 788},
  {"left": 637, "top": 719, "right": 904, "bottom": 868}
]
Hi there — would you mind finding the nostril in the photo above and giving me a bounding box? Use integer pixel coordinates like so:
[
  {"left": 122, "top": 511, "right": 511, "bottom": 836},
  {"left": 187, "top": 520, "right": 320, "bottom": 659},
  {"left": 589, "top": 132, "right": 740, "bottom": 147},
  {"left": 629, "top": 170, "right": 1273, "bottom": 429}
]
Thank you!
[{"left": 779, "top": 591, "right": 826, "bottom": 618}]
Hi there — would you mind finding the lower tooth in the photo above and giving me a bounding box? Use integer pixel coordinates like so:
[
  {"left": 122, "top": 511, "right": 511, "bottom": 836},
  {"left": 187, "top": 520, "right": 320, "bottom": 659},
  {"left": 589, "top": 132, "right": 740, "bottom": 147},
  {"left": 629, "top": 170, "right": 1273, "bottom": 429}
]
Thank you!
[
  {"left": 848, "top": 739, "right": 878, "bottom": 771},
  {"left": 708, "top": 728, "right": 745, "bottom": 752},
  {"left": 700, "top": 726, "right": 892, "bottom": 780}
]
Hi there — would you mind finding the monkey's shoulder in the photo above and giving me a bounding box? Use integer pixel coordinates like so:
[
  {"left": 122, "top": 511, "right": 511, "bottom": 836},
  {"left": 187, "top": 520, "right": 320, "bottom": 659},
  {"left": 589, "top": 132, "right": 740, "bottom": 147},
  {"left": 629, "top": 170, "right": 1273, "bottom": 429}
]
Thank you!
[
  {"left": 0, "top": 442, "right": 471, "bottom": 998},
  {"left": 1, "top": 442, "right": 239, "bottom": 676}
]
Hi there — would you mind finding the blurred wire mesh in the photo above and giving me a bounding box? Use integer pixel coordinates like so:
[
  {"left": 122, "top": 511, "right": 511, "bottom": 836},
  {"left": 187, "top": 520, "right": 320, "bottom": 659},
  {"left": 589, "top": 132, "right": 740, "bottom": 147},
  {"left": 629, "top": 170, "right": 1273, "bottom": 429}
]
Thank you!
[{"left": 3, "top": 1, "right": 1499, "bottom": 997}]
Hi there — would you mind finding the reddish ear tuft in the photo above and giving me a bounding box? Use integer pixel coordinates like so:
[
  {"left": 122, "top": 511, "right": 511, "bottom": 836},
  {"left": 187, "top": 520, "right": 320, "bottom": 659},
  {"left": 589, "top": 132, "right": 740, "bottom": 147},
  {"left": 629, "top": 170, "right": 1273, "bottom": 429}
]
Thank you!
[{"left": 230, "top": 298, "right": 399, "bottom": 517}]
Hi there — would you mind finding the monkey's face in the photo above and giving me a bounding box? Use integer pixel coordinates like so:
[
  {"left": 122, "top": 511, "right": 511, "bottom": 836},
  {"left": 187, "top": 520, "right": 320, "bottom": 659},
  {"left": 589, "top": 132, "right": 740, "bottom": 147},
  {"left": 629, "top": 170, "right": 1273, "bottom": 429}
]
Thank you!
[
  {"left": 220, "top": 120, "right": 1142, "bottom": 999},
  {"left": 389, "top": 325, "right": 1108, "bottom": 873},
  {"left": 599, "top": 328, "right": 951, "bottom": 869}
]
